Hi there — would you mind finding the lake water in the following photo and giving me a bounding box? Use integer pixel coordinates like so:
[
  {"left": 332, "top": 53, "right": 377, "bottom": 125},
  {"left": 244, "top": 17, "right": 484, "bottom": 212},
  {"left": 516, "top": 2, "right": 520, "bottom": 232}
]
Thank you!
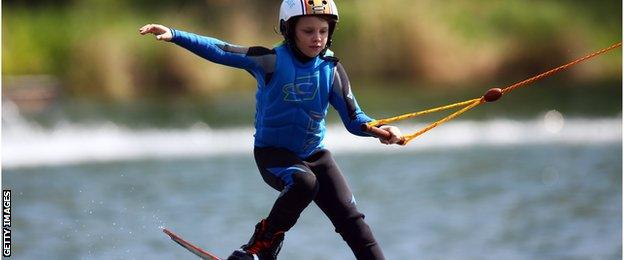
[{"left": 2, "top": 112, "right": 622, "bottom": 259}]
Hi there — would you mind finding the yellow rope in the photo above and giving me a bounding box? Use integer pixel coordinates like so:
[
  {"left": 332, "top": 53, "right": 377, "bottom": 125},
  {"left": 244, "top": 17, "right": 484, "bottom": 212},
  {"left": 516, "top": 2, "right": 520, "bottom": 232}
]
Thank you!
[
  {"left": 368, "top": 42, "right": 621, "bottom": 145},
  {"left": 367, "top": 98, "right": 481, "bottom": 127},
  {"left": 402, "top": 98, "right": 484, "bottom": 144}
]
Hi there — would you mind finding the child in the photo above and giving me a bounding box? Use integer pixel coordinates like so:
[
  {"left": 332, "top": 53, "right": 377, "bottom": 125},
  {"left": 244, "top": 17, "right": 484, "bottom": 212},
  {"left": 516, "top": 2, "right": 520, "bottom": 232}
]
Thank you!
[{"left": 140, "top": 0, "right": 402, "bottom": 259}]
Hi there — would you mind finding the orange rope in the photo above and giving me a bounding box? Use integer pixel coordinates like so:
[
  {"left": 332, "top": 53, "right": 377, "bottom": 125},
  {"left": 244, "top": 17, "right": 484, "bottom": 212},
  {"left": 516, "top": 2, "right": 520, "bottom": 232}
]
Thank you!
[
  {"left": 501, "top": 42, "right": 622, "bottom": 95},
  {"left": 369, "top": 42, "right": 621, "bottom": 145}
]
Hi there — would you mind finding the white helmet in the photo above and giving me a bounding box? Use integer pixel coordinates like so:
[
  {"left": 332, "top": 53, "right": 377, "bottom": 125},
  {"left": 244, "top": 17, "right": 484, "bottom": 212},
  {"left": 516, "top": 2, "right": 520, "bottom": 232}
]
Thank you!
[
  {"left": 279, "top": 0, "right": 339, "bottom": 32},
  {"left": 278, "top": 0, "right": 340, "bottom": 50}
]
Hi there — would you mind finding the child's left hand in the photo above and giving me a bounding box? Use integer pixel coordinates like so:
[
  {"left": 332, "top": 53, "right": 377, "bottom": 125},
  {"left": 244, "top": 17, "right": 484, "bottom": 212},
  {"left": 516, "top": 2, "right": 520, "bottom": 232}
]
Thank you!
[{"left": 378, "top": 125, "right": 403, "bottom": 145}]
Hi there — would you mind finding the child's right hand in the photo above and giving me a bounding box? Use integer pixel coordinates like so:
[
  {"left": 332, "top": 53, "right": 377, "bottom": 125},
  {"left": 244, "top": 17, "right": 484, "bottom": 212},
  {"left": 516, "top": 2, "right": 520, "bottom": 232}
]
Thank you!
[
  {"left": 139, "top": 24, "right": 173, "bottom": 41},
  {"left": 378, "top": 125, "right": 403, "bottom": 145}
]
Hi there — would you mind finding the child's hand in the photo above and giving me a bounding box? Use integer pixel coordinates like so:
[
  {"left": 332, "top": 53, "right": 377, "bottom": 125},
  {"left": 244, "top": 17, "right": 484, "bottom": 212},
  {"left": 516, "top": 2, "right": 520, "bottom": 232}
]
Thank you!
[
  {"left": 139, "top": 24, "right": 173, "bottom": 41},
  {"left": 378, "top": 125, "right": 403, "bottom": 145}
]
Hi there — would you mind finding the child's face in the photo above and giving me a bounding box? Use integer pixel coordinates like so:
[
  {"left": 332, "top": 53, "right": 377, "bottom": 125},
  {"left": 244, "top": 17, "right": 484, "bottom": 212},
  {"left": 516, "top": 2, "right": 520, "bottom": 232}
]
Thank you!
[{"left": 294, "top": 16, "right": 330, "bottom": 58}]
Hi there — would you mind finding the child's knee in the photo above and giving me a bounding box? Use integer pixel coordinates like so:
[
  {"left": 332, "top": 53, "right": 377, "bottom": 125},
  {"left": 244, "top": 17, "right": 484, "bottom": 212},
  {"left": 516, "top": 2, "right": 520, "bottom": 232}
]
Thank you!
[{"left": 291, "top": 171, "right": 319, "bottom": 198}]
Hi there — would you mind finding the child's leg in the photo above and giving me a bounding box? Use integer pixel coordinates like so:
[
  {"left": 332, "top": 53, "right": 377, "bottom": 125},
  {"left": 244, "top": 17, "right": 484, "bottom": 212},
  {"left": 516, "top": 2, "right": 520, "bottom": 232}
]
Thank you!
[
  {"left": 254, "top": 146, "right": 319, "bottom": 231},
  {"left": 305, "top": 149, "right": 386, "bottom": 260},
  {"left": 227, "top": 147, "right": 320, "bottom": 260}
]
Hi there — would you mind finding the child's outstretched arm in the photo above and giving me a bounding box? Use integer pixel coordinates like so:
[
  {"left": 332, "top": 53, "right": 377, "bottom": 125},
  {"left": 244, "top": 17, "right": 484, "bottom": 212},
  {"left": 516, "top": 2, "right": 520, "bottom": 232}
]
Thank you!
[{"left": 138, "top": 24, "right": 272, "bottom": 78}]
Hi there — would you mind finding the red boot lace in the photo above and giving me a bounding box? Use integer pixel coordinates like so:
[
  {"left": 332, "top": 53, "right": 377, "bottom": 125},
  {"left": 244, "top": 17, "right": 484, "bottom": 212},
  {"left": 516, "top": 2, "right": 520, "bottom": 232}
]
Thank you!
[{"left": 245, "top": 220, "right": 284, "bottom": 255}]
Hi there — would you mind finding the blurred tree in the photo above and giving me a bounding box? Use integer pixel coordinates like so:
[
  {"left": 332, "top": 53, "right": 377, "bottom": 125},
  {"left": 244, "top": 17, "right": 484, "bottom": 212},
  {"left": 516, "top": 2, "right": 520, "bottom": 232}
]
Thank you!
[{"left": 2, "top": 0, "right": 621, "bottom": 100}]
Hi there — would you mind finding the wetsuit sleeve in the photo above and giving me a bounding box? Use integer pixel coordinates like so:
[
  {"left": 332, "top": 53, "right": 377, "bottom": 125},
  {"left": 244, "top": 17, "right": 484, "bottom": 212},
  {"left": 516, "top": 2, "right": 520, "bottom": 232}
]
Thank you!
[
  {"left": 329, "top": 62, "right": 375, "bottom": 137},
  {"left": 170, "top": 29, "right": 275, "bottom": 81}
]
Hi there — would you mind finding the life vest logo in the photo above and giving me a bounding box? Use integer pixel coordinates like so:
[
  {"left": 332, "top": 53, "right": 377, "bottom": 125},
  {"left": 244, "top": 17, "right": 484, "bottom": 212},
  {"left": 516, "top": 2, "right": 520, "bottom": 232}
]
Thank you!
[{"left": 282, "top": 73, "right": 319, "bottom": 102}]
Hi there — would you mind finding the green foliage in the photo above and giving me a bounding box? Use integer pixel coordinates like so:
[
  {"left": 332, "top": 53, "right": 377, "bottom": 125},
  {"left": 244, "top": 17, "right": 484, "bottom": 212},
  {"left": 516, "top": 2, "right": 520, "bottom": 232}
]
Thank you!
[
  {"left": 3, "top": 7, "right": 71, "bottom": 75},
  {"left": 3, "top": 0, "right": 621, "bottom": 101}
]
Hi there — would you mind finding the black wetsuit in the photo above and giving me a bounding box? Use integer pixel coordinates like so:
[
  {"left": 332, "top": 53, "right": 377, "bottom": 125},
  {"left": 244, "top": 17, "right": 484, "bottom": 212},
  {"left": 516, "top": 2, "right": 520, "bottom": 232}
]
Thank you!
[
  {"left": 171, "top": 29, "right": 385, "bottom": 259},
  {"left": 255, "top": 146, "right": 384, "bottom": 259}
]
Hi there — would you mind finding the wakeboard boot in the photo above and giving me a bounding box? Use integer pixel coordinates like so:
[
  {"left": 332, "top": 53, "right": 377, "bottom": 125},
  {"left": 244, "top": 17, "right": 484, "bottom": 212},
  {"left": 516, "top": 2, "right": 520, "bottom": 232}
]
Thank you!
[{"left": 227, "top": 219, "right": 285, "bottom": 260}]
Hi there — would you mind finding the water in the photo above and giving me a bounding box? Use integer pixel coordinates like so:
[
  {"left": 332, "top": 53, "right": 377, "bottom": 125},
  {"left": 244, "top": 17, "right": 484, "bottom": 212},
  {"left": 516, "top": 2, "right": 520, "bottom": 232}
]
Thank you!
[{"left": 2, "top": 109, "right": 622, "bottom": 259}]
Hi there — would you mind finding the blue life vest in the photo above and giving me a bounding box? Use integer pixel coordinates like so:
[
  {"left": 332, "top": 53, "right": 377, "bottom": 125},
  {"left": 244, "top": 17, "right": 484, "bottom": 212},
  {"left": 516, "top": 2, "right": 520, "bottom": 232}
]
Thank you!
[
  {"left": 170, "top": 30, "right": 374, "bottom": 159},
  {"left": 254, "top": 44, "right": 337, "bottom": 158}
]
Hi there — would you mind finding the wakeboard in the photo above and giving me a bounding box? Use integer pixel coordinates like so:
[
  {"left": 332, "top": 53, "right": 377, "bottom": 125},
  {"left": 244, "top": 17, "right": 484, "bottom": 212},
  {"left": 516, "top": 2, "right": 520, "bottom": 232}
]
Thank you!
[{"left": 162, "top": 228, "right": 222, "bottom": 260}]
